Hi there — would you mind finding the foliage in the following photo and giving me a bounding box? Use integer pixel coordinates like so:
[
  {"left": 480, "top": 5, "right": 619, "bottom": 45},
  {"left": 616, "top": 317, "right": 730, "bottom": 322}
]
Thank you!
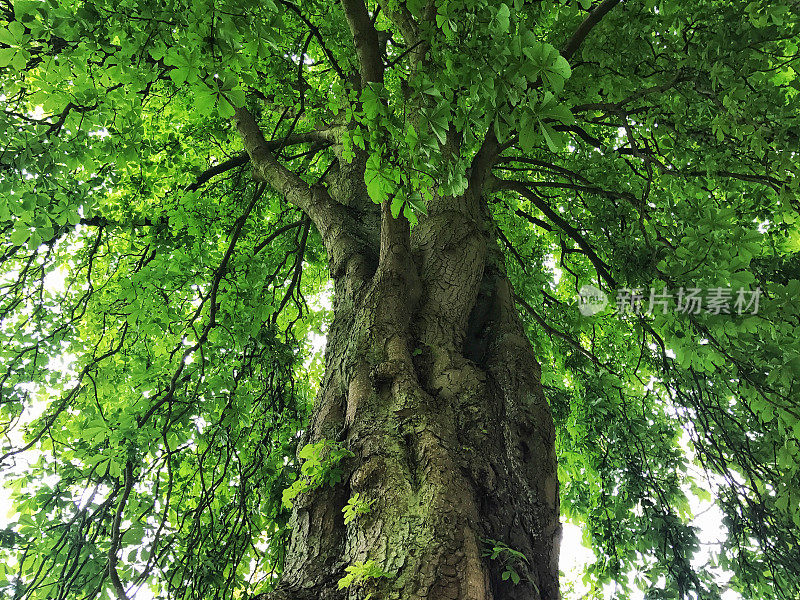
[
  {"left": 281, "top": 440, "right": 354, "bottom": 509},
  {"left": 342, "top": 492, "right": 376, "bottom": 525},
  {"left": 0, "top": 0, "right": 799, "bottom": 599},
  {"left": 482, "top": 539, "right": 530, "bottom": 586},
  {"left": 336, "top": 560, "right": 392, "bottom": 592}
]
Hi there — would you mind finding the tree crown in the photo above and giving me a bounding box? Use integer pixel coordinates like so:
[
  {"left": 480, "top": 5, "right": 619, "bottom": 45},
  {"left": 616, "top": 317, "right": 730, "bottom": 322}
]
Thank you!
[{"left": 1, "top": 0, "right": 799, "bottom": 598}]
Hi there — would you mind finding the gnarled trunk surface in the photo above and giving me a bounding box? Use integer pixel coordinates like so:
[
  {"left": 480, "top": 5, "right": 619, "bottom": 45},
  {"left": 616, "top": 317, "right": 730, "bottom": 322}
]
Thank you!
[{"left": 257, "top": 173, "right": 561, "bottom": 600}]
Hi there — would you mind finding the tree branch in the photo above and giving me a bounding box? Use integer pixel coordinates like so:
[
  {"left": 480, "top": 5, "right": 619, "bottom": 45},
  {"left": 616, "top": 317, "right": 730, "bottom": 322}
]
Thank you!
[
  {"left": 277, "top": 0, "right": 347, "bottom": 82},
  {"left": 107, "top": 461, "right": 134, "bottom": 600},
  {"left": 234, "top": 106, "right": 322, "bottom": 215},
  {"left": 467, "top": 128, "right": 499, "bottom": 201},
  {"left": 376, "top": 0, "right": 420, "bottom": 49},
  {"left": 561, "top": 0, "right": 622, "bottom": 61},
  {"left": 514, "top": 293, "right": 608, "bottom": 368},
  {"left": 492, "top": 176, "right": 617, "bottom": 288},
  {"left": 186, "top": 153, "right": 250, "bottom": 192},
  {"left": 253, "top": 220, "right": 305, "bottom": 255},
  {"left": 340, "top": 0, "right": 384, "bottom": 85},
  {"left": 515, "top": 208, "right": 554, "bottom": 232},
  {"left": 137, "top": 183, "right": 266, "bottom": 428},
  {"left": 232, "top": 106, "right": 369, "bottom": 277},
  {"left": 274, "top": 218, "right": 311, "bottom": 320},
  {"left": 187, "top": 128, "right": 338, "bottom": 193}
]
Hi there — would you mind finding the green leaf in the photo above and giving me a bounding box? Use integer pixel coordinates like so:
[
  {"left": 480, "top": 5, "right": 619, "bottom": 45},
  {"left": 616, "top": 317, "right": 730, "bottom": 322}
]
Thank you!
[
  {"left": 10, "top": 226, "right": 29, "bottom": 246},
  {"left": 539, "top": 121, "right": 565, "bottom": 152},
  {"left": 194, "top": 89, "right": 217, "bottom": 115},
  {"left": 495, "top": 3, "right": 511, "bottom": 32},
  {"left": 10, "top": 49, "right": 27, "bottom": 71},
  {"left": 364, "top": 154, "right": 399, "bottom": 204},
  {"left": 537, "top": 93, "right": 575, "bottom": 124},
  {"left": 168, "top": 68, "right": 186, "bottom": 86},
  {"left": 0, "top": 47, "right": 15, "bottom": 68},
  {"left": 551, "top": 55, "right": 572, "bottom": 80},
  {"left": 227, "top": 87, "right": 247, "bottom": 108},
  {"left": 361, "top": 84, "right": 384, "bottom": 121},
  {"left": 424, "top": 104, "right": 450, "bottom": 145},
  {"left": 519, "top": 110, "right": 537, "bottom": 151},
  {"left": 390, "top": 195, "right": 403, "bottom": 219},
  {"left": 148, "top": 44, "right": 166, "bottom": 61},
  {"left": 0, "top": 21, "right": 24, "bottom": 45},
  {"left": 218, "top": 96, "right": 235, "bottom": 118}
]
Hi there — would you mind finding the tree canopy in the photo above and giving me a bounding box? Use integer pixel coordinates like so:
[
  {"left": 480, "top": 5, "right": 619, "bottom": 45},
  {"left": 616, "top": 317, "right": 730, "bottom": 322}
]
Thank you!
[{"left": 0, "top": 0, "right": 799, "bottom": 599}]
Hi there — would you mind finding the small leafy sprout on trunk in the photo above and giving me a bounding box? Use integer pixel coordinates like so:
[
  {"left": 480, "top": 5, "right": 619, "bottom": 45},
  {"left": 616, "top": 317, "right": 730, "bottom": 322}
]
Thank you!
[
  {"left": 343, "top": 492, "right": 376, "bottom": 524},
  {"left": 281, "top": 440, "right": 354, "bottom": 509},
  {"left": 482, "top": 538, "right": 530, "bottom": 586},
  {"left": 337, "top": 560, "right": 393, "bottom": 598}
]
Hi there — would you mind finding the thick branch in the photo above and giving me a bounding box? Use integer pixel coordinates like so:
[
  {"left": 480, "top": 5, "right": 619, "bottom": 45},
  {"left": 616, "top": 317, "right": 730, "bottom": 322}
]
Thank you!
[
  {"left": 561, "top": 0, "right": 622, "bottom": 61},
  {"left": 233, "top": 106, "right": 370, "bottom": 278},
  {"left": 340, "top": 0, "right": 384, "bottom": 84},
  {"left": 467, "top": 129, "right": 499, "bottom": 201},
  {"left": 188, "top": 129, "right": 337, "bottom": 192},
  {"left": 515, "top": 208, "right": 553, "bottom": 232},
  {"left": 234, "top": 107, "right": 321, "bottom": 214},
  {"left": 378, "top": 197, "right": 414, "bottom": 277},
  {"left": 186, "top": 153, "right": 249, "bottom": 192},
  {"left": 376, "top": 0, "right": 420, "bottom": 48}
]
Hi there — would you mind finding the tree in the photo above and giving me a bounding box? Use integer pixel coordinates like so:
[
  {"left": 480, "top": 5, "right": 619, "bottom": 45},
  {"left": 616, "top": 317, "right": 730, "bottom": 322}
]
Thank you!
[{"left": 1, "top": 0, "right": 799, "bottom": 598}]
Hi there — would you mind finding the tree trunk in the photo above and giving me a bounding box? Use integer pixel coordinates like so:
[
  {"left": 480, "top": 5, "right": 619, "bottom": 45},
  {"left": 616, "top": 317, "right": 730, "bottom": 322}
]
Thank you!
[{"left": 258, "top": 184, "right": 562, "bottom": 600}]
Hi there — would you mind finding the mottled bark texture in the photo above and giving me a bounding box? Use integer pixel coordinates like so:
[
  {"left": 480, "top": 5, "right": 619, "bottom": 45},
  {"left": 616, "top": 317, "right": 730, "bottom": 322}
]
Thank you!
[
  {"left": 233, "top": 19, "right": 560, "bottom": 582},
  {"left": 243, "top": 150, "right": 561, "bottom": 599},
  {"left": 235, "top": 0, "right": 625, "bottom": 591}
]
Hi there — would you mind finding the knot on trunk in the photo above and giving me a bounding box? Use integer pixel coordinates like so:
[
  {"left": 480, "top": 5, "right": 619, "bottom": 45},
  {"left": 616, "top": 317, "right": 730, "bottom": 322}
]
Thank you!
[{"left": 369, "top": 359, "right": 408, "bottom": 388}]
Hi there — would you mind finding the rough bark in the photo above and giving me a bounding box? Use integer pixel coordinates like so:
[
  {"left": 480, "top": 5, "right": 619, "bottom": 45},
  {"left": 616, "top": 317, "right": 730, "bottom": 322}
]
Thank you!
[
  {"left": 236, "top": 0, "right": 627, "bottom": 589},
  {"left": 233, "top": 36, "right": 560, "bottom": 594},
  {"left": 256, "top": 181, "right": 561, "bottom": 600}
]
